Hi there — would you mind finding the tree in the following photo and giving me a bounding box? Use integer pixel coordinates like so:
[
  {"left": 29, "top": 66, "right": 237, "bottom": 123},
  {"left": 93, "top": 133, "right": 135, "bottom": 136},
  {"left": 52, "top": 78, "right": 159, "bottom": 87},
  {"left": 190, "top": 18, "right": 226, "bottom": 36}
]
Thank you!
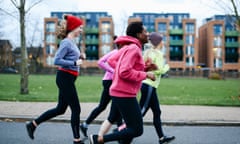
[
  {"left": 0, "top": 1, "right": 5, "bottom": 38},
  {"left": 6, "top": 0, "right": 44, "bottom": 94},
  {"left": 230, "top": 0, "right": 240, "bottom": 30},
  {"left": 212, "top": 0, "right": 240, "bottom": 31}
]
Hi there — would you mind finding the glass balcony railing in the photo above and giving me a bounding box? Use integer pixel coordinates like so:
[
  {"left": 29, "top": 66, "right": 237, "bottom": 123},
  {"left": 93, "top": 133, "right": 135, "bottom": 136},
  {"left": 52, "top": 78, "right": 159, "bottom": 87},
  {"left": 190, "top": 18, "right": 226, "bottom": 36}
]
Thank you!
[
  {"left": 85, "top": 39, "right": 99, "bottom": 45},
  {"left": 169, "top": 29, "right": 183, "bottom": 35},
  {"left": 225, "top": 30, "right": 240, "bottom": 37},
  {"left": 225, "top": 42, "right": 240, "bottom": 47},
  {"left": 84, "top": 27, "right": 99, "bottom": 34},
  {"left": 169, "top": 40, "right": 184, "bottom": 46}
]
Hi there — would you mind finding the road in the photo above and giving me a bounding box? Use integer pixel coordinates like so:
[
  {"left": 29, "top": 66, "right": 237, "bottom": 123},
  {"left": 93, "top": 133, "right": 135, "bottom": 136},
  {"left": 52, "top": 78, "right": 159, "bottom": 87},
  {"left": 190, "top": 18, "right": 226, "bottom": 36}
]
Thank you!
[{"left": 1, "top": 121, "right": 240, "bottom": 144}]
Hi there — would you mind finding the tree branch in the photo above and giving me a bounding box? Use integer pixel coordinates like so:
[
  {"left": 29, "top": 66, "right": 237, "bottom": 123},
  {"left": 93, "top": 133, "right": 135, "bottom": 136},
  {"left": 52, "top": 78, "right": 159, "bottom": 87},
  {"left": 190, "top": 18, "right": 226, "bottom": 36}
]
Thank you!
[
  {"left": 230, "top": 0, "right": 240, "bottom": 27},
  {"left": 0, "top": 7, "right": 18, "bottom": 20},
  {"left": 25, "top": 0, "right": 44, "bottom": 13},
  {"left": 10, "top": 0, "right": 19, "bottom": 9}
]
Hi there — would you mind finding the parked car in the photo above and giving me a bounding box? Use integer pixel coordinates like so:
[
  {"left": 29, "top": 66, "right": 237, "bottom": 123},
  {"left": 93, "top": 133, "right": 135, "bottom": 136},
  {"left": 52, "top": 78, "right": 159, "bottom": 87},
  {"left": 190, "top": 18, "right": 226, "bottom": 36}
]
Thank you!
[{"left": 0, "top": 67, "right": 18, "bottom": 74}]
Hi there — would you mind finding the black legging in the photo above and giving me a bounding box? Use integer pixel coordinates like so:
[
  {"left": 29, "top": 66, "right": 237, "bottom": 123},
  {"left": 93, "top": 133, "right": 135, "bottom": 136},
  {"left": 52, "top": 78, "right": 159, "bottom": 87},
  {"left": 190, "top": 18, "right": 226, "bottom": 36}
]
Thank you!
[
  {"left": 35, "top": 70, "right": 81, "bottom": 139},
  {"left": 86, "top": 80, "right": 112, "bottom": 124},
  {"left": 139, "top": 83, "right": 164, "bottom": 138},
  {"left": 86, "top": 80, "right": 122, "bottom": 126},
  {"left": 104, "top": 97, "right": 143, "bottom": 143}
]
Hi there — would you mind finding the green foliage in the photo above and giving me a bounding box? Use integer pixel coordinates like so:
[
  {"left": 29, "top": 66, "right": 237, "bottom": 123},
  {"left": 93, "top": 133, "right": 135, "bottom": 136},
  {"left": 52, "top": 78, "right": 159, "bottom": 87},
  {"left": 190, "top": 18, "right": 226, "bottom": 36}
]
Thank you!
[{"left": 0, "top": 74, "right": 239, "bottom": 106}]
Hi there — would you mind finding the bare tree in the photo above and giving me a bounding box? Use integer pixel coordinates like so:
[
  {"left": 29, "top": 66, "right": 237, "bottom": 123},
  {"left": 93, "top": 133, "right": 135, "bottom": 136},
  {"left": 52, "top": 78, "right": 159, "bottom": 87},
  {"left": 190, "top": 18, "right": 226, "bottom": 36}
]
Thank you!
[
  {"left": 0, "top": 1, "right": 4, "bottom": 38},
  {"left": 0, "top": 20, "right": 3, "bottom": 38},
  {"left": 210, "top": 0, "right": 240, "bottom": 31},
  {"left": 230, "top": 0, "right": 240, "bottom": 30},
  {"left": 6, "top": 0, "right": 44, "bottom": 94}
]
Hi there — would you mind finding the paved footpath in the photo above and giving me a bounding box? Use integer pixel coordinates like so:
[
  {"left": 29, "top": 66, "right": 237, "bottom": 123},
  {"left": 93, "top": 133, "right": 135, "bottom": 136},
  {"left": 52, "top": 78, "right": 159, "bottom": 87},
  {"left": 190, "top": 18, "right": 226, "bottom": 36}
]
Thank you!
[{"left": 0, "top": 101, "right": 240, "bottom": 126}]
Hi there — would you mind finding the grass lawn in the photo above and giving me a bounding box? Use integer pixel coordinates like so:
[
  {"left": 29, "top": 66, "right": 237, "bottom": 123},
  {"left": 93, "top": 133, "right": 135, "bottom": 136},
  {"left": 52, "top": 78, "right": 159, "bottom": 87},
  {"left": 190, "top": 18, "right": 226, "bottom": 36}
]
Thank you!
[{"left": 0, "top": 74, "right": 239, "bottom": 106}]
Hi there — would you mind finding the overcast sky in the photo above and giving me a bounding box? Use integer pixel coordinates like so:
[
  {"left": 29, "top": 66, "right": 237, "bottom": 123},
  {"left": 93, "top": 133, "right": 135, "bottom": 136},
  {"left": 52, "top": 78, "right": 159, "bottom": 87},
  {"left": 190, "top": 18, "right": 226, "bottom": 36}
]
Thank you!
[{"left": 1, "top": 0, "right": 227, "bottom": 47}]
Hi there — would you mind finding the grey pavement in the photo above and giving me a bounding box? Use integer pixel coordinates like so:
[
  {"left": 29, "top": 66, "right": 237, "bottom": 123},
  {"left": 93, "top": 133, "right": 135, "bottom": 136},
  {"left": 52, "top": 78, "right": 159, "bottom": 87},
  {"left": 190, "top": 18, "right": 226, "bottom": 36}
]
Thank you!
[{"left": 0, "top": 101, "right": 240, "bottom": 126}]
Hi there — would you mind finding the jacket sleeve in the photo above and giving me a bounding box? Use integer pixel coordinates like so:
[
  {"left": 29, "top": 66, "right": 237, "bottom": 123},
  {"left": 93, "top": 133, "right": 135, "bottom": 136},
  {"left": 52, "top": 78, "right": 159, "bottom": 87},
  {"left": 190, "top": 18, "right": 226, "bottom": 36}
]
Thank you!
[
  {"left": 98, "top": 50, "right": 116, "bottom": 73},
  {"left": 107, "top": 50, "right": 121, "bottom": 69},
  {"left": 118, "top": 46, "right": 147, "bottom": 82},
  {"left": 144, "top": 50, "right": 169, "bottom": 76}
]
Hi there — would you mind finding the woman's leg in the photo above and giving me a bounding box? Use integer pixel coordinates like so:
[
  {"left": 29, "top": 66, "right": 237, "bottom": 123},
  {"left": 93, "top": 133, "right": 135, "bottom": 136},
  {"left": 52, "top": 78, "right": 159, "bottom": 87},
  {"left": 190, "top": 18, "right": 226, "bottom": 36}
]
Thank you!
[
  {"left": 35, "top": 71, "right": 69, "bottom": 124},
  {"left": 85, "top": 80, "right": 112, "bottom": 124},
  {"left": 60, "top": 72, "right": 81, "bottom": 140},
  {"left": 103, "top": 97, "right": 143, "bottom": 142},
  {"left": 149, "top": 88, "right": 164, "bottom": 138},
  {"left": 26, "top": 71, "right": 68, "bottom": 139},
  {"left": 139, "top": 83, "right": 153, "bottom": 116}
]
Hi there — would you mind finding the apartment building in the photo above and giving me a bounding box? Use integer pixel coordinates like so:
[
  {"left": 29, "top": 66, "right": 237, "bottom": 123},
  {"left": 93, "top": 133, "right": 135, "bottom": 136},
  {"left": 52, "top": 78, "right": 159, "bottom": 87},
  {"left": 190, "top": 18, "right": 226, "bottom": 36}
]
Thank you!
[
  {"left": 43, "top": 12, "right": 114, "bottom": 67},
  {"left": 199, "top": 15, "right": 240, "bottom": 72},
  {"left": 0, "top": 40, "right": 14, "bottom": 68},
  {"left": 42, "top": 12, "right": 239, "bottom": 73},
  {"left": 129, "top": 13, "right": 198, "bottom": 71}
]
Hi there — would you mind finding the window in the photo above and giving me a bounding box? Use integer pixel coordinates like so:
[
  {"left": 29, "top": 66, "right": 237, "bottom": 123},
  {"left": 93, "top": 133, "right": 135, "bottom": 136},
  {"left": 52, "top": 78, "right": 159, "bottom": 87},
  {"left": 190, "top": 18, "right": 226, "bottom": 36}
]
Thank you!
[
  {"left": 185, "top": 23, "right": 194, "bottom": 34},
  {"left": 186, "top": 57, "right": 194, "bottom": 66},
  {"left": 226, "top": 37, "right": 238, "bottom": 42},
  {"left": 213, "top": 36, "right": 222, "bottom": 47},
  {"left": 46, "top": 55, "right": 54, "bottom": 66},
  {"left": 161, "top": 44, "right": 167, "bottom": 55},
  {"left": 170, "top": 35, "right": 182, "bottom": 41},
  {"left": 46, "top": 22, "right": 55, "bottom": 32},
  {"left": 186, "top": 35, "right": 194, "bottom": 45},
  {"left": 213, "top": 24, "right": 223, "bottom": 35},
  {"left": 46, "top": 34, "right": 55, "bottom": 43},
  {"left": 101, "top": 34, "right": 111, "bottom": 44},
  {"left": 162, "top": 35, "right": 168, "bottom": 43},
  {"left": 213, "top": 48, "right": 222, "bottom": 57},
  {"left": 178, "top": 15, "right": 183, "bottom": 23},
  {"left": 101, "top": 22, "right": 111, "bottom": 33},
  {"left": 86, "top": 46, "right": 98, "bottom": 60},
  {"left": 170, "top": 46, "right": 183, "bottom": 61},
  {"left": 158, "top": 23, "right": 167, "bottom": 33},
  {"left": 46, "top": 45, "right": 56, "bottom": 55},
  {"left": 168, "top": 15, "right": 174, "bottom": 23},
  {"left": 150, "top": 15, "right": 155, "bottom": 23},
  {"left": 186, "top": 46, "right": 194, "bottom": 55},
  {"left": 214, "top": 58, "right": 222, "bottom": 68},
  {"left": 101, "top": 45, "right": 111, "bottom": 55},
  {"left": 225, "top": 48, "right": 238, "bottom": 63}
]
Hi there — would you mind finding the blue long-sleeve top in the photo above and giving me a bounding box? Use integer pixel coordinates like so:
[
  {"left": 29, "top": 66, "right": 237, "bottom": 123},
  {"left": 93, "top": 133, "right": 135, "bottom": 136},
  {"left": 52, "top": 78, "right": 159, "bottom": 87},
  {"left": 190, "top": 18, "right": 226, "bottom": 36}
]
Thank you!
[{"left": 54, "top": 38, "right": 80, "bottom": 72}]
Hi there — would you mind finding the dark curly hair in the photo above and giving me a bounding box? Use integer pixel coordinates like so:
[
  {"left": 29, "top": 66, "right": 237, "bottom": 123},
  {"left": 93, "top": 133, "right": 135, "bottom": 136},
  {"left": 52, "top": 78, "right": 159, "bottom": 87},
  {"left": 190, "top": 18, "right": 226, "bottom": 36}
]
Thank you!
[{"left": 126, "top": 21, "right": 144, "bottom": 38}]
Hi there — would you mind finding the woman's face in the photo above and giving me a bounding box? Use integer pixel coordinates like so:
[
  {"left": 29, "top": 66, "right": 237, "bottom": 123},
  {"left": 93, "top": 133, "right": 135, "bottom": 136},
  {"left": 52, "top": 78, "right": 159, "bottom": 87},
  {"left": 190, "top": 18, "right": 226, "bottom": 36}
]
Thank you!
[
  {"left": 138, "top": 26, "right": 149, "bottom": 45},
  {"left": 72, "top": 25, "right": 83, "bottom": 37}
]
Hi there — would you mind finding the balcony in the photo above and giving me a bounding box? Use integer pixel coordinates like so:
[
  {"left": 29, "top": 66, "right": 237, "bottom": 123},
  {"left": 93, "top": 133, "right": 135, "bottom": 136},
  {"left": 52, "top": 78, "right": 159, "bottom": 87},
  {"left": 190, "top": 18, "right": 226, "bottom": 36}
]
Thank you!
[
  {"left": 169, "top": 29, "right": 183, "bottom": 35},
  {"left": 84, "top": 27, "right": 99, "bottom": 34},
  {"left": 225, "top": 42, "right": 240, "bottom": 48},
  {"left": 225, "top": 30, "right": 240, "bottom": 37},
  {"left": 169, "top": 40, "right": 184, "bottom": 46},
  {"left": 85, "top": 39, "right": 99, "bottom": 45}
]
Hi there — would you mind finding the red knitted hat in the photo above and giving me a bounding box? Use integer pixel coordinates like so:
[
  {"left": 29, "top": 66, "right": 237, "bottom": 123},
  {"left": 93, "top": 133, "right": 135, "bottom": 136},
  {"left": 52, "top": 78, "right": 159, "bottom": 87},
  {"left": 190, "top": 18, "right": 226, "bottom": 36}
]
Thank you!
[{"left": 65, "top": 15, "right": 83, "bottom": 31}]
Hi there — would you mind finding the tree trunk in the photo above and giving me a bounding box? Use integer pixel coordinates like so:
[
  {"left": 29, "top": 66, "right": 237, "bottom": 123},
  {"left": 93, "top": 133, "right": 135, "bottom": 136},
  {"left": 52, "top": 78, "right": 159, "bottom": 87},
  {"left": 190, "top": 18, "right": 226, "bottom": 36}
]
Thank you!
[{"left": 20, "top": 0, "right": 29, "bottom": 94}]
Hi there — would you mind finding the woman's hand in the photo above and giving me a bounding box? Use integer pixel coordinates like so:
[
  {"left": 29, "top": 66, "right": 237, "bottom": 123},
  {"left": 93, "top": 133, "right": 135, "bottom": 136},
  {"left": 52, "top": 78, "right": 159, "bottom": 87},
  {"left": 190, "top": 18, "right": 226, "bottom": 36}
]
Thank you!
[
  {"left": 145, "top": 58, "right": 158, "bottom": 71},
  {"left": 146, "top": 72, "right": 156, "bottom": 81},
  {"left": 80, "top": 53, "right": 86, "bottom": 60}
]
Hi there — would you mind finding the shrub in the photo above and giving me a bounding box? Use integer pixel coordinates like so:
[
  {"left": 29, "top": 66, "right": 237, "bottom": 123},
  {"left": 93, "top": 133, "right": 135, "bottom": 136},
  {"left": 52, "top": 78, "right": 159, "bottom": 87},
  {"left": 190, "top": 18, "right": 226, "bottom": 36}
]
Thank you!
[{"left": 208, "top": 72, "right": 222, "bottom": 80}]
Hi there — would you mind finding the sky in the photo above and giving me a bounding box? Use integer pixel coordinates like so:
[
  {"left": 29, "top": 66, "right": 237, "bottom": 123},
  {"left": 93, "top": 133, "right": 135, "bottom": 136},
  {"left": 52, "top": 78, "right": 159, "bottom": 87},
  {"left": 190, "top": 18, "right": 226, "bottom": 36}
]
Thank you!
[{"left": 1, "top": 0, "right": 227, "bottom": 47}]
